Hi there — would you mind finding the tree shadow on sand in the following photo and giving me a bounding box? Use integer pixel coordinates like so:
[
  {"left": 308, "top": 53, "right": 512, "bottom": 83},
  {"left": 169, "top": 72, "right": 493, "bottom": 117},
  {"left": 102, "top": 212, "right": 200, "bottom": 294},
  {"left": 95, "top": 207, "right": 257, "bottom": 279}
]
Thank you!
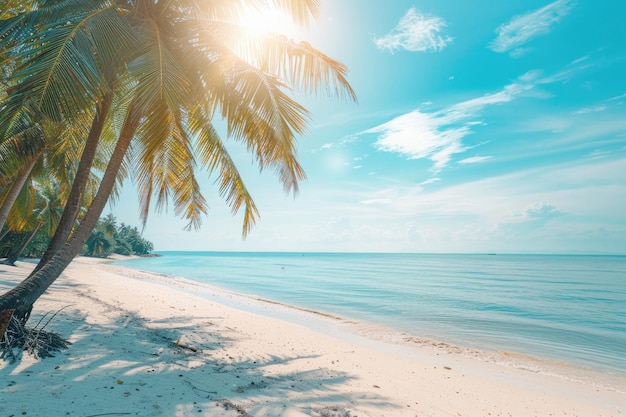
[{"left": 1, "top": 286, "right": 401, "bottom": 417}]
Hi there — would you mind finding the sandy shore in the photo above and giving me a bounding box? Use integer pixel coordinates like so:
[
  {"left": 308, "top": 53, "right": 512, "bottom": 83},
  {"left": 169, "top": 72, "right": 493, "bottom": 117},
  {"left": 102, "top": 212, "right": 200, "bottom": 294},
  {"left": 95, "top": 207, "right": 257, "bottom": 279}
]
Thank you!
[{"left": 1, "top": 257, "right": 624, "bottom": 417}]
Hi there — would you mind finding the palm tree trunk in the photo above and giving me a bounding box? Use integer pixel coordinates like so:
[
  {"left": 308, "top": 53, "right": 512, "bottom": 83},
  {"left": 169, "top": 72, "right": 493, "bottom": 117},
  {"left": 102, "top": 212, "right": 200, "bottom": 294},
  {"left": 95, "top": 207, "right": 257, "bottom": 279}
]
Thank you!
[
  {"left": 35, "top": 93, "right": 112, "bottom": 272},
  {"left": 0, "top": 155, "right": 40, "bottom": 233},
  {"left": 0, "top": 102, "right": 140, "bottom": 326},
  {"left": 1, "top": 222, "right": 43, "bottom": 266}
]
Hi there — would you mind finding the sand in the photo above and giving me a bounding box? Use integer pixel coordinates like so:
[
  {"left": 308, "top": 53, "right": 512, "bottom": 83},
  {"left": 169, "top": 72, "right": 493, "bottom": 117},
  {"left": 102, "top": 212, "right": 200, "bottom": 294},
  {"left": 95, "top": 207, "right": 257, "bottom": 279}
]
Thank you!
[{"left": 0, "top": 256, "right": 624, "bottom": 417}]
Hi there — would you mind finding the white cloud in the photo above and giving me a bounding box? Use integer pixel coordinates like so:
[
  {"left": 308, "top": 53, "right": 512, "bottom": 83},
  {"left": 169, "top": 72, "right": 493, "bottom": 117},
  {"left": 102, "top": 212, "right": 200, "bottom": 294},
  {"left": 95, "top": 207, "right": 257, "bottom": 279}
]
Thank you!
[
  {"left": 522, "top": 202, "right": 566, "bottom": 220},
  {"left": 490, "top": 0, "right": 575, "bottom": 53},
  {"left": 359, "top": 56, "right": 609, "bottom": 173},
  {"left": 459, "top": 156, "right": 492, "bottom": 164},
  {"left": 363, "top": 72, "right": 538, "bottom": 172},
  {"left": 365, "top": 110, "right": 469, "bottom": 172},
  {"left": 375, "top": 7, "right": 453, "bottom": 53}
]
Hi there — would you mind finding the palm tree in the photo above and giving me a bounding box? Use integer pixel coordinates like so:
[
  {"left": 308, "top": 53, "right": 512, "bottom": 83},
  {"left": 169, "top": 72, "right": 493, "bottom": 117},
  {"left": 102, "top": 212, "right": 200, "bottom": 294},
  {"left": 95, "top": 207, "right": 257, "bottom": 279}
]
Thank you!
[
  {"left": 0, "top": 102, "right": 46, "bottom": 233},
  {"left": 0, "top": 0, "right": 355, "bottom": 334},
  {"left": 84, "top": 229, "right": 115, "bottom": 258},
  {"left": 1, "top": 162, "right": 72, "bottom": 264},
  {"left": 0, "top": 94, "right": 93, "bottom": 237},
  {"left": 0, "top": 178, "right": 41, "bottom": 265}
]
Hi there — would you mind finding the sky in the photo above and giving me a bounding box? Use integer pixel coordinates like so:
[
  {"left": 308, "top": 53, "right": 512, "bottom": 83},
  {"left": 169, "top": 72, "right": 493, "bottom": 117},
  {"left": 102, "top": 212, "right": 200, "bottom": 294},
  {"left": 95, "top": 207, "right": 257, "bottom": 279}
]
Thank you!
[{"left": 114, "top": 0, "right": 626, "bottom": 254}]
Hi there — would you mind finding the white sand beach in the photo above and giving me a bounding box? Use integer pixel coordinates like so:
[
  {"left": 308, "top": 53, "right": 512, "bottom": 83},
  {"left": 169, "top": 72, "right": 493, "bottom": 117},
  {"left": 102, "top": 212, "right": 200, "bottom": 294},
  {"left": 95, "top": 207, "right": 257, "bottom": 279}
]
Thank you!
[{"left": 1, "top": 257, "right": 624, "bottom": 417}]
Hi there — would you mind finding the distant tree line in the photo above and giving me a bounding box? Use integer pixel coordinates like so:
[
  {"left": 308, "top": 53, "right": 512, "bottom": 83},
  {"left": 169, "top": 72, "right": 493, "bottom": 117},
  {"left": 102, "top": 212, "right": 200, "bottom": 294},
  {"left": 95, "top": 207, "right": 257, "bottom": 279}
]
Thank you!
[
  {"left": 83, "top": 214, "right": 154, "bottom": 258},
  {"left": 1, "top": 214, "right": 153, "bottom": 262}
]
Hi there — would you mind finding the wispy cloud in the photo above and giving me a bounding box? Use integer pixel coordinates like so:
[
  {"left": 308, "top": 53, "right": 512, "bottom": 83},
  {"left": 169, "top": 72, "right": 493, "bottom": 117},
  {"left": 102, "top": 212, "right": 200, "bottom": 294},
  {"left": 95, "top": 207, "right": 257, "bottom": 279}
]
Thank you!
[
  {"left": 358, "top": 55, "right": 607, "bottom": 173},
  {"left": 573, "top": 105, "right": 606, "bottom": 115},
  {"left": 362, "top": 71, "right": 538, "bottom": 172},
  {"left": 317, "top": 134, "right": 359, "bottom": 152},
  {"left": 459, "top": 156, "right": 492, "bottom": 164},
  {"left": 608, "top": 93, "right": 626, "bottom": 101},
  {"left": 588, "top": 150, "right": 613, "bottom": 159},
  {"left": 490, "top": 0, "right": 575, "bottom": 54},
  {"left": 221, "top": 156, "right": 626, "bottom": 253},
  {"left": 538, "top": 55, "right": 594, "bottom": 85},
  {"left": 375, "top": 7, "right": 453, "bottom": 53},
  {"left": 352, "top": 157, "right": 626, "bottom": 252},
  {"left": 363, "top": 157, "right": 626, "bottom": 220},
  {"left": 419, "top": 177, "right": 441, "bottom": 186}
]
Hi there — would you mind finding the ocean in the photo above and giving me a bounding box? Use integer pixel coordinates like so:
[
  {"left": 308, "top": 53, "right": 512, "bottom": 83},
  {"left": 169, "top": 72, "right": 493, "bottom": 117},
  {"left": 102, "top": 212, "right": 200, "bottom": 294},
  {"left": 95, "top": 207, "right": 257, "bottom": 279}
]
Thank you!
[{"left": 112, "top": 252, "right": 626, "bottom": 377}]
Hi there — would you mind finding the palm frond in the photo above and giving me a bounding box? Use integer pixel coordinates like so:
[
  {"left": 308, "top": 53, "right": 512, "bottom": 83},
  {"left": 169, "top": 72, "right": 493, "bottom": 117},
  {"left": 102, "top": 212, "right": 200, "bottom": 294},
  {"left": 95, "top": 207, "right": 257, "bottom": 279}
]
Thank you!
[
  {"left": 200, "top": 49, "right": 309, "bottom": 194},
  {"left": 0, "top": 103, "right": 46, "bottom": 177},
  {"left": 127, "top": 14, "right": 192, "bottom": 120},
  {"left": 5, "top": 0, "right": 134, "bottom": 125},
  {"left": 6, "top": 179, "right": 36, "bottom": 231},
  {"left": 132, "top": 102, "right": 209, "bottom": 231},
  {"left": 189, "top": 106, "right": 260, "bottom": 237},
  {"left": 190, "top": 7, "right": 355, "bottom": 101}
]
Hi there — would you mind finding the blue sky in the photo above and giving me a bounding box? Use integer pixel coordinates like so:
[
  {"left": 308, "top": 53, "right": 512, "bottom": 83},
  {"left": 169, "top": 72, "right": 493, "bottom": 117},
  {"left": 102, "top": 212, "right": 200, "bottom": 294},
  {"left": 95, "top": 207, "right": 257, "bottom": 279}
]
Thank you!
[{"left": 115, "top": 0, "right": 626, "bottom": 254}]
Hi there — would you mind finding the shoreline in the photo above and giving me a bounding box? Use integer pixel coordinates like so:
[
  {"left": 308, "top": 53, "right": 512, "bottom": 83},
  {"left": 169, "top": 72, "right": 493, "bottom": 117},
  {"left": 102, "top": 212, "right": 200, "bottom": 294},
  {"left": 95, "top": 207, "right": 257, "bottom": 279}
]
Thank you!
[
  {"left": 111, "top": 251, "right": 626, "bottom": 380},
  {"left": 108, "top": 255, "right": 626, "bottom": 387},
  {"left": 1, "top": 256, "right": 624, "bottom": 416}
]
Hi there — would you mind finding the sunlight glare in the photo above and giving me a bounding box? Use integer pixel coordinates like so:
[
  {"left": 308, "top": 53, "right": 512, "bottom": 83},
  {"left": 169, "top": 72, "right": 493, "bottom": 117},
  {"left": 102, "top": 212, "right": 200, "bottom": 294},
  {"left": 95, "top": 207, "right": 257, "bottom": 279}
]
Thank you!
[{"left": 237, "top": 6, "right": 300, "bottom": 38}]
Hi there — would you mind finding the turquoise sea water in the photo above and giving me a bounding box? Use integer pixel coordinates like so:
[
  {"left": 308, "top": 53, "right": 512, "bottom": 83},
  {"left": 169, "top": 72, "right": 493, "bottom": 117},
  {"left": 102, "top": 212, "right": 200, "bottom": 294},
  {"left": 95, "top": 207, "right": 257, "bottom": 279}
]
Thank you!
[{"left": 113, "top": 252, "right": 626, "bottom": 376}]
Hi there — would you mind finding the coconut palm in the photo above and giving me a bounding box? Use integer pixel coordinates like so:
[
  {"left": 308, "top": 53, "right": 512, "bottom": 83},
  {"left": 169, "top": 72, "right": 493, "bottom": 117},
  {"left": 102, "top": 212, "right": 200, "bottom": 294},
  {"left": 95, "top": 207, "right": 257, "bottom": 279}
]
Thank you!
[
  {"left": 0, "top": 0, "right": 355, "bottom": 336},
  {"left": 0, "top": 102, "right": 46, "bottom": 232},
  {"left": 1, "top": 175, "right": 66, "bottom": 265},
  {"left": 0, "top": 178, "right": 41, "bottom": 264},
  {"left": 0, "top": 97, "right": 103, "bottom": 261}
]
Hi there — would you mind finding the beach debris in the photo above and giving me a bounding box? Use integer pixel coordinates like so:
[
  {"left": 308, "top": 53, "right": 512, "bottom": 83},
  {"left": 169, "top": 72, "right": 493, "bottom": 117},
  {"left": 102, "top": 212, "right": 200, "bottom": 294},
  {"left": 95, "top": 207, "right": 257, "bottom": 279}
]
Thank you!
[
  {"left": 173, "top": 339, "right": 198, "bottom": 352},
  {"left": 216, "top": 399, "right": 252, "bottom": 416},
  {"left": 0, "top": 306, "right": 71, "bottom": 362},
  {"left": 313, "top": 405, "right": 353, "bottom": 417}
]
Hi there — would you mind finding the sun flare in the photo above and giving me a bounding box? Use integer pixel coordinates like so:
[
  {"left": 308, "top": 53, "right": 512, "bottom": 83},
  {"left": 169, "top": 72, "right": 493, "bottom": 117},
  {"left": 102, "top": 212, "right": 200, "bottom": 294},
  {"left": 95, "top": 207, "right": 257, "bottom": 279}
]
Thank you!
[{"left": 237, "top": 6, "right": 299, "bottom": 38}]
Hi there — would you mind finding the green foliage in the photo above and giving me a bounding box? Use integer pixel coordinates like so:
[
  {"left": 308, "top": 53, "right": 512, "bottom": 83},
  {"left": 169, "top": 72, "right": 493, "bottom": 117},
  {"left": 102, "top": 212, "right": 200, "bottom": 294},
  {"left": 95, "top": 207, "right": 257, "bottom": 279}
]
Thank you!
[
  {"left": 0, "top": 228, "right": 49, "bottom": 258},
  {"left": 115, "top": 222, "right": 154, "bottom": 255},
  {"left": 0, "top": 214, "right": 152, "bottom": 259},
  {"left": 81, "top": 214, "right": 153, "bottom": 257},
  {"left": 83, "top": 229, "right": 115, "bottom": 258}
]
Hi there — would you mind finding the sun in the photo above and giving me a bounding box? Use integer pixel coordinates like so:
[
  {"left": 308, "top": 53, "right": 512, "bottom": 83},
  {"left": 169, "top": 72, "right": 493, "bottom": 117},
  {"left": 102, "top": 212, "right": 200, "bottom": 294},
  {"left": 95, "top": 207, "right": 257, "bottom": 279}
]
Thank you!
[{"left": 236, "top": 6, "right": 300, "bottom": 38}]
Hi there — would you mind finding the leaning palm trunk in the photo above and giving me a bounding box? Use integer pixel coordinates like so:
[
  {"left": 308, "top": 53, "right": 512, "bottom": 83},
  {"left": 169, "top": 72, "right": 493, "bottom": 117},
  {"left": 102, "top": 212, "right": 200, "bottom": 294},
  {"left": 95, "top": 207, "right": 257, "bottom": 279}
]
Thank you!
[
  {"left": 35, "top": 94, "right": 112, "bottom": 272},
  {"left": 0, "top": 103, "right": 140, "bottom": 327},
  {"left": 0, "top": 155, "right": 40, "bottom": 233}
]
